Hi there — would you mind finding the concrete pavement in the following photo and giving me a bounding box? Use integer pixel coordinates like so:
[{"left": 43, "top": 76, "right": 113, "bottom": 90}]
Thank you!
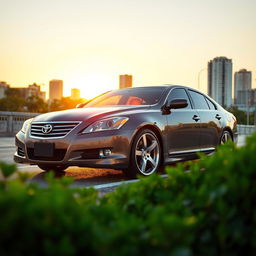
[{"left": 0, "top": 135, "right": 248, "bottom": 192}]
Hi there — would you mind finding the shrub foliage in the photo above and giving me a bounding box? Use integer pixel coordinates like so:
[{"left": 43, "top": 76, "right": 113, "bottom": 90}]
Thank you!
[{"left": 1, "top": 134, "right": 256, "bottom": 255}]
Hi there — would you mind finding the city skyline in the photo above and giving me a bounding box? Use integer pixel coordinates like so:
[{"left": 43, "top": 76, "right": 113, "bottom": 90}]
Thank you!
[
  {"left": 1, "top": 60, "right": 254, "bottom": 101},
  {"left": 1, "top": 0, "right": 255, "bottom": 99}
]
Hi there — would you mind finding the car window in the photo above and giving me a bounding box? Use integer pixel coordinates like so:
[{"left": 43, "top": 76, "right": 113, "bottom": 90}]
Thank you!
[
  {"left": 126, "top": 96, "right": 146, "bottom": 105},
  {"left": 91, "top": 95, "right": 122, "bottom": 106},
  {"left": 205, "top": 97, "right": 216, "bottom": 110},
  {"left": 188, "top": 90, "right": 209, "bottom": 110},
  {"left": 85, "top": 87, "right": 166, "bottom": 107},
  {"left": 168, "top": 88, "right": 191, "bottom": 109}
]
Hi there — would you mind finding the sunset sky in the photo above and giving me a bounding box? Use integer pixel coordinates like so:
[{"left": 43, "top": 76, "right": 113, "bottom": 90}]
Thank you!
[{"left": 1, "top": 0, "right": 256, "bottom": 99}]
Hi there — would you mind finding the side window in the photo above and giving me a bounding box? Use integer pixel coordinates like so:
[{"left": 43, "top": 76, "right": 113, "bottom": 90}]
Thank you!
[
  {"left": 168, "top": 88, "right": 191, "bottom": 109},
  {"left": 205, "top": 97, "right": 216, "bottom": 110},
  {"left": 188, "top": 90, "right": 209, "bottom": 110}
]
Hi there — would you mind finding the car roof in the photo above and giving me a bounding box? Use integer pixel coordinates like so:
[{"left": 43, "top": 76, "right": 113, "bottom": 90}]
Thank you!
[
  {"left": 117, "top": 85, "right": 183, "bottom": 91},
  {"left": 120, "top": 84, "right": 190, "bottom": 89}
]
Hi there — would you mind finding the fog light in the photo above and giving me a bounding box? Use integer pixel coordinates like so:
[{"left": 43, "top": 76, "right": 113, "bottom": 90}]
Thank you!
[
  {"left": 104, "top": 149, "right": 112, "bottom": 156},
  {"left": 99, "top": 149, "right": 112, "bottom": 158}
]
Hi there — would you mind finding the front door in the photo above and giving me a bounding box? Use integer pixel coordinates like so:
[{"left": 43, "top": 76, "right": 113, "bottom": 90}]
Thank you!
[{"left": 166, "top": 88, "right": 201, "bottom": 160}]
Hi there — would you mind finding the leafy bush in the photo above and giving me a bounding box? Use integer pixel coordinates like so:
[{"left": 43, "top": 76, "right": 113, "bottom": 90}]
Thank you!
[{"left": 1, "top": 134, "right": 256, "bottom": 255}]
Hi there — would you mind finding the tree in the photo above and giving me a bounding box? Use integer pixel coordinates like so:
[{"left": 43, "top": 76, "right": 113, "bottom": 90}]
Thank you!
[
  {"left": 49, "top": 97, "right": 85, "bottom": 112},
  {"left": 0, "top": 96, "right": 26, "bottom": 112},
  {"left": 227, "top": 106, "right": 255, "bottom": 125},
  {"left": 25, "top": 96, "right": 48, "bottom": 113}
]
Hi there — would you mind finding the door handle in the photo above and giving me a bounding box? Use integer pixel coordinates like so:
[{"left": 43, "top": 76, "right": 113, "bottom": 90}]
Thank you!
[
  {"left": 215, "top": 114, "right": 222, "bottom": 120},
  {"left": 192, "top": 115, "right": 200, "bottom": 122}
]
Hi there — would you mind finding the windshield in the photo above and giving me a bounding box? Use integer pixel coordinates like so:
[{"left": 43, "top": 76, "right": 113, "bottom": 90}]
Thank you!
[{"left": 85, "top": 87, "right": 166, "bottom": 107}]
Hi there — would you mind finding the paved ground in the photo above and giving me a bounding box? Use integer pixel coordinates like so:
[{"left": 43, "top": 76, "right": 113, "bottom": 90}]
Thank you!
[
  {"left": 0, "top": 137, "right": 133, "bottom": 193},
  {"left": 0, "top": 135, "right": 247, "bottom": 193}
]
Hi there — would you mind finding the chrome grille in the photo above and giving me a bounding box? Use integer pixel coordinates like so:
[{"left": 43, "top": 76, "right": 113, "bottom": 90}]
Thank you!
[{"left": 30, "top": 121, "right": 81, "bottom": 138}]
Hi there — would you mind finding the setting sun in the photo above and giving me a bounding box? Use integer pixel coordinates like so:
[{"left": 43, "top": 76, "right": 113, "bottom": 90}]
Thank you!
[
  {"left": 1, "top": 0, "right": 255, "bottom": 97},
  {"left": 64, "top": 71, "right": 118, "bottom": 100}
]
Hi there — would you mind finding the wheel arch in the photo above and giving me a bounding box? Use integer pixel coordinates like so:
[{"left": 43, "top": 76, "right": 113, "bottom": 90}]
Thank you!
[
  {"left": 221, "top": 127, "right": 234, "bottom": 141},
  {"left": 129, "top": 124, "right": 164, "bottom": 164}
]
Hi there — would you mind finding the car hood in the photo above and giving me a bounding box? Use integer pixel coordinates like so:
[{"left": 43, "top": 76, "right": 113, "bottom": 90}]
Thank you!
[{"left": 32, "top": 106, "right": 151, "bottom": 122}]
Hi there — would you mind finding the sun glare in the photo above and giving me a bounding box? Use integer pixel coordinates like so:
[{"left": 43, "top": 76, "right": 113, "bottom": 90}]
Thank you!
[{"left": 65, "top": 72, "right": 117, "bottom": 100}]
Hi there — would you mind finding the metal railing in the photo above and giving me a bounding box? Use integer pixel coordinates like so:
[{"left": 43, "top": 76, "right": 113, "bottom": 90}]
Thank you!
[
  {"left": 0, "top": 111, "right": 39, "bottom": 136},
  {"left": 237, "top": 125, "right": 256, "bottom": 135}
]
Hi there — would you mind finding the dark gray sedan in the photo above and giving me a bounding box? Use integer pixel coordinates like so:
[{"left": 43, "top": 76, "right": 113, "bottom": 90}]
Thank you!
[{"left": 14, "top": 85, "right": 237, "bottom": 177}]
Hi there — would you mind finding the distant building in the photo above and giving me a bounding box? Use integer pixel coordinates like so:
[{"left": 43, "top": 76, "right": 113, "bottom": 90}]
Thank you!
[
  {"left": 0, "top": 81, "right": 9, "bottom": 99},
  {"left": 49, "top": 79, "right": 63, "bottom": 101},
  {"left": 7, "top": 87, "right": 27, "bottom": 98},
  {"left": 4, "top": 83, "right": 45, "bottom": 100},
  {"left": 234, "top": 69, "right": 252, "bottom": 106},
  {"left": 235, "top": 89, "right": 256, "bottom": 112},
  {"left": 250, "top": 89, "right": 256, "bottom": 106},
  {"left": 208, "top": 57, "right": 232, "bottom": 107},
  {"left": 71, "top": 88, "right": 80, "bottom": 100},
  {"left": 119, "top": 74, "right": 132, "bottom": 89},
  {"left": 27, "top": 83, "right": 46, "bottom": 100}
]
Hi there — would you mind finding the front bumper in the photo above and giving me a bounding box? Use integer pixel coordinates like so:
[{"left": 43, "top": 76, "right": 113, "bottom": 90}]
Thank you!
[{"left": 14, "top": 129, "right": 133, "bottom": 169}]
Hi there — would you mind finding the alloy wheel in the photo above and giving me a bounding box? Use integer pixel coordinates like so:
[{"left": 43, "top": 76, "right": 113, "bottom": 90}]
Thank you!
[
  {"left": 220, "top": 131, "right": 232, "bottom": 145},
  {"left": 134, "top": 132, "right": 160, "bottom": 175}
]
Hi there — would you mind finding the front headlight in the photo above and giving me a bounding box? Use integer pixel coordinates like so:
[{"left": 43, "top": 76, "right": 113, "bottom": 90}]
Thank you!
[
  {"left": 82, "top": 117, "right": 129, "bottom": 134},
  {"left": 21, "top": 118, "right": 33, "bottom": 133}
]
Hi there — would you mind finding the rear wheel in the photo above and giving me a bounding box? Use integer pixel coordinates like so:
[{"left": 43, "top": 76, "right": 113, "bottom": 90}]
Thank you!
[
  {"left": 126, "top": 129, "right": 161, "bottom": 178},
  {"left": 220, "top": 130, "right": 232, "bottom": 145},
  {"left": 38, "top": 164, "right": 67, "bottom": 172}
]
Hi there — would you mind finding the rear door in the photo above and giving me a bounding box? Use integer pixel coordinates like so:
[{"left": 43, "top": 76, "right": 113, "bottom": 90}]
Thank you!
[
  {"left": 166, "top": 88, "right": 201, "bottom": 159},
  {"left": 187, "top": 90, "right": 221, "bottom": 152}
]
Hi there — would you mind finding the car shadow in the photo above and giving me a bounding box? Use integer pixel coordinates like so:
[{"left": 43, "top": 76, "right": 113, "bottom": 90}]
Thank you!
[
  {"left": 26, "top": 163, "right": 177, "bottom": 189},
  {"left": 27, "top": 169, "right": 130, "bottom": 188}
]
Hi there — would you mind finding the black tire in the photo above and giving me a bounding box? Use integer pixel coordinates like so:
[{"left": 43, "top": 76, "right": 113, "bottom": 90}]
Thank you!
[
  {"left": 220, "top": 130, "right": 232, "bottom": 145},
  {"left": 38, "top": 164, "right": 67, "bottom": 172},
  {"left": 126, "top": 129, "right": 162, "bottom": 178}
]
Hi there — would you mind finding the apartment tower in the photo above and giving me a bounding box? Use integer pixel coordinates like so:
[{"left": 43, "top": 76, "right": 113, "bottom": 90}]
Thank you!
[
  {"left": 234, "top": 69, "right": 252, "bottom": 106},
  {"left": 208, "top": 57, "right": 232, "bottom": 107},
  {"left": 119, "top": 74, "right": 132, "bottom": 89},
  {"left": 49, "top": 79, "right": 63, "bottom": 101}
]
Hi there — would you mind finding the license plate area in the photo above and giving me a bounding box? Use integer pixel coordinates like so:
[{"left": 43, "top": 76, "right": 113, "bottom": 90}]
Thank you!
[{"left": 34, "top": 142, "right": 54, "bottom": 157}]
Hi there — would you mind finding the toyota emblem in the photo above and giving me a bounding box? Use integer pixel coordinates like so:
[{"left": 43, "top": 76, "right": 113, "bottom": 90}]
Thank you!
[{"left": 42, "top": 124, "right": 53, "bottom": 134}]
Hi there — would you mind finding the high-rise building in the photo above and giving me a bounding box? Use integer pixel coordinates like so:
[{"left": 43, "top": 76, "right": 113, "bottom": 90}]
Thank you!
[
  {"left": 119, "top": 74, "right": 132, "bottom": 89},
  {"left": 208, "top": 57, "right": 232, "bottom": 107},
  {"left": 71, "top": 88, "right": 80, "bottom": 100},
  {"left": 49, "top": 79, "right": 63, "bottom": 101},
  {"left": 234, "top": 69, "right": 252, "bottom": 106}
]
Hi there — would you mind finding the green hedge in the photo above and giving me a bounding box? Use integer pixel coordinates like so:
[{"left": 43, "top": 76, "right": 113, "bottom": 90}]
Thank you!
[{"left": 0, "top": 134, "right": 256, "bottom": 256}]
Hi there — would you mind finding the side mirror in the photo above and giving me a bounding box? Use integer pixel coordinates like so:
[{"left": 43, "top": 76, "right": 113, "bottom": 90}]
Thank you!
[{"left": 169, "top": 99, "right": 188, "bottom": 109}]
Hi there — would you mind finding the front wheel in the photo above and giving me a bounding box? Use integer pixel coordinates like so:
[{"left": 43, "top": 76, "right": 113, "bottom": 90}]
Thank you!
[
  {"left": 127, "top": 129, "right": 162, "bottom": 178},
  {"left": 220, "top": 130, "right": 232, "bottom": 145},
  {"left": 38, "top": 164, "right": 67, "bottom": 172}
]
